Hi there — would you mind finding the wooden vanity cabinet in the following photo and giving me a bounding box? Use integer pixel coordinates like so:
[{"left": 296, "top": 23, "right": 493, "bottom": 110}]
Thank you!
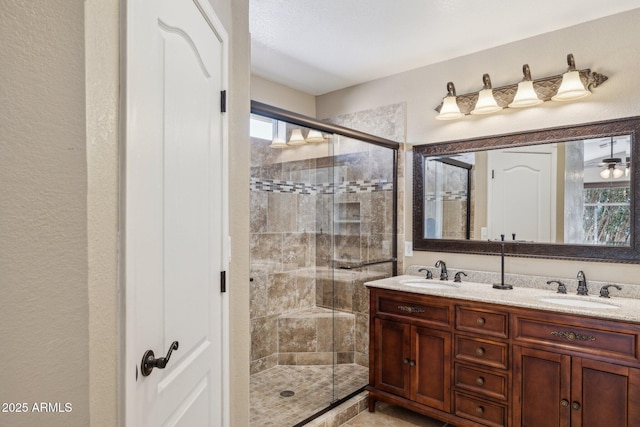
[
  {"left": 370, "top": 290, "right": 452, "bottom": 413},
  {"left": 512, "top": 311, "right": 640, "bottom": 427},
  {"left": 368, "top": 287, "right": 640, "bottom": 427}
]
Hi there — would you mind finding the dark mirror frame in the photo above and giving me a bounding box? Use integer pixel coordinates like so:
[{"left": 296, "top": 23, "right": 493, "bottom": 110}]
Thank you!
[{"left": 413, "top": 116, "right": 640, "bottom": 263}]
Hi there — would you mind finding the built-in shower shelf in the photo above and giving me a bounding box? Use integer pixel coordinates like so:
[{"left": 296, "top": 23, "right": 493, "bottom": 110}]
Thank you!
[{"left": 335, "top": 202, "right": 361, "bottom": 235}]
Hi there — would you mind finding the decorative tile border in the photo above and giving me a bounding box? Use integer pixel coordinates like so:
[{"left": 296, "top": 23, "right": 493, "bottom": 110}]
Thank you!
[
  {"left": 250, "top": 177, "right": 393, "bottom": 194},
  {"left": 426, "top": 190, "right": 468, "bottom": 202}
]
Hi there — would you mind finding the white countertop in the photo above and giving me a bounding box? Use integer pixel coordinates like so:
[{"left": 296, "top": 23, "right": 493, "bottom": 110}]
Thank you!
[{"left": 366, "top": 275, "right": 640, "bottom": 323}]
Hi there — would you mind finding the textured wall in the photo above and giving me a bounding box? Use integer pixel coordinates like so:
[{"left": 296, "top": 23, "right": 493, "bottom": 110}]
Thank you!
[
  {"left": 85, "top": 0, "right": 119, "bottom": 425},
  {"left": 251, "top": 75, "right": 317, "bottom": 117},
  {"left": 0, "top": 1, "right": 89, "bottom": 426},
  {"left": 317, "top": 9, "right": 640, "bottom": 284}
]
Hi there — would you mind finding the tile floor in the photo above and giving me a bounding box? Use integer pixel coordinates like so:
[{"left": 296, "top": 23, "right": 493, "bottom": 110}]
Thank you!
[
  {"left": 250, "top": 364, "right": 368, "bottom": 427},
  {"left": 342, "top": 401, "right": 449, "bottom": 426}
]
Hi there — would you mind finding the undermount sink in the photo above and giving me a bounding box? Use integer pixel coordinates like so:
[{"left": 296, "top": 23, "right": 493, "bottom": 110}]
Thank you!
[
  {"left": 399, "top": 279, "right": 459, "bottom": 290},
  {"left": 538, "top": 296, "right": 619, "bottom": 309}
]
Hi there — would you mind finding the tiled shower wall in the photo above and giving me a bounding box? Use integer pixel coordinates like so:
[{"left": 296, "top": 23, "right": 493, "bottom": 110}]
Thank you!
[
  {"left": 249, "top": 103, "right": 407, "bottom": 375},
  {"left": 250, "top": 138, "right": 319, "bottom": 374}
]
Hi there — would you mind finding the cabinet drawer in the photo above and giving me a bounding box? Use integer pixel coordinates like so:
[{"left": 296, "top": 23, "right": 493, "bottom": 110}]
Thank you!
[
  {"left": 455, "top": 336, "right": 508, "bottom": 369},
  {"left": 514, "top": 315, "right": 640, "bottom": 364},
  {"left": 454, "top": 363, "right": 508, "bottom": 401},
  {"left": 454, "top": 392, "right": 507, "bottom": 427},
  {"left": 375, "top": 292, "right": 451, "bottom": 328},
  {"left": 456, "top": 306, "right": 508, "bottom": 339}
]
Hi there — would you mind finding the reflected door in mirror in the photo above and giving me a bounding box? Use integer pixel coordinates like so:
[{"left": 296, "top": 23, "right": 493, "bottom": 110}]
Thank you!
[{"left": 488, "top": 146, "right": 556, "bottom": 243}]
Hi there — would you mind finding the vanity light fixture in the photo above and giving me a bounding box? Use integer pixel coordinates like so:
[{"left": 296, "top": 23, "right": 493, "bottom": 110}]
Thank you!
[
  {"left": 269, "top": 120, "right": 288, "bottom": 148},
  {"left": 435, "top": 82, "right": 464, "bottom": 120},
  {"left": 305, "top": 129, "right": 325, "bottom": 143},
  {"left": 471, "top": 74, "right": 502, "bottom": 115},
  {"left": 434, "top": 53, "right": 607, "bottom": 119},
  {"left": 552, "top": 54, "right": 591, "bottom": 101},
  {"left": 287, "top": 128, "right": 306, "bottom": 145},
  {"left": 508, "top": 64, "right": 543, "bottom": 108}
]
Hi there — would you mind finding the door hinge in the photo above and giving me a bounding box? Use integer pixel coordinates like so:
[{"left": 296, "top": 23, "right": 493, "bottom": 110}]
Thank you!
[
  {"left": 221, "top": 271, "right": 227, "bottom": 293},
  {"left": 220, "top": 90, "right": 227, "bottom": 113}
]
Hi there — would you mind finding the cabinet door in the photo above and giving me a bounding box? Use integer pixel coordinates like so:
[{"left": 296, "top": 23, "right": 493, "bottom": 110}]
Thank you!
[
  {"left": 373, "top": 318, "right": 411, "bottom": 397},
  {"left": 412, "top": 326, "right": 451, "bottom": 411},
  {"left": 513, "top": 346, "right": 571, "bottom": 427},
  {"left": 573, "top": 358, "right": 640, "bottom": 427}
]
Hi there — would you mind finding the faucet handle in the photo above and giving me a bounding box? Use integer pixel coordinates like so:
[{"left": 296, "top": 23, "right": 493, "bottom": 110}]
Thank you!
[
  {"left": 599, "top": 284, "right": 622, "bottom": 298},
  {"left": 547, "top": 280, "right": 567, "bottom": 294},
  {"left": 454, "top": 272, "right": 467, "bottom": 283},
  {"left": 418, "top": 268, "right": 432, "bottom": 279}
]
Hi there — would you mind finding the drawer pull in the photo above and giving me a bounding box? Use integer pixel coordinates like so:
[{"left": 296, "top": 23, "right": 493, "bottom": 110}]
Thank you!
[
  {"left": 572, "top": 402, "right": 581, "bottom": 410},
  {"left": 476, "top": 406, "right": 484, "bottom": 415},
  {"left": 475, "top": 347, "right": 485, "bottom": 356},
  {"left": 397, "top": 305, "right": 425, "bottom": 313},
  {"left": 551, "top": 331, "right": 596, "bottom": 342},
  {"left": 476, "top": 317, "right": 486, "bottom": 325},
  {"left": 476, "top": 376, "right": 485, "bottom": 386},
  {"left": 561, "top": 399, "right": 569, "bottom": 408}
]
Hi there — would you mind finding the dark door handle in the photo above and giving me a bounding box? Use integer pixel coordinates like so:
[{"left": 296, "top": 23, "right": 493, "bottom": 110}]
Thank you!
[{"left": 141, "top": 341, "right": 179, "bottom": 377}]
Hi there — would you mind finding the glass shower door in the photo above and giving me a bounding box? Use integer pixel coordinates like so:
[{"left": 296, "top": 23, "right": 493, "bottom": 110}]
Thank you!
[
  {"left": 329, "top": 134, "right": 397, "bottom": 404},
  {"left": 249, "top": 106, "right": 399, "bottom": 426}
]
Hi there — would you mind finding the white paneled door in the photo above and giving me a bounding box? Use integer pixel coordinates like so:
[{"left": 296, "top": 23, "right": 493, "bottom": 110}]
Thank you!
[{"left": 125, "top": 0, "right": 228, "bottom": 425}]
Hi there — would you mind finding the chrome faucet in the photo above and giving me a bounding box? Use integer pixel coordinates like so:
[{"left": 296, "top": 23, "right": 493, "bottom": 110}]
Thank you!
[
  {"left": 576, "top": 270, "right": 588, "bottom": 296},
  {"left": 435, "top": 260, "right": 448, "bottom": 281}
]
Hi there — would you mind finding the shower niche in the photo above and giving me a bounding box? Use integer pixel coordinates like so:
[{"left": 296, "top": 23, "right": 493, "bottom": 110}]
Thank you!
[
  {"left": 249, "top": 102, "right": 399, "bottom": 426},
  {"left": 334, "top": 201, "right": 361, "bottom": 236}
]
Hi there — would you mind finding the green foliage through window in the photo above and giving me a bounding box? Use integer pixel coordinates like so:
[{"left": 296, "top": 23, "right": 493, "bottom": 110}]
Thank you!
[{"left": 583, "top": 187, "right": 630, "bottom": 245}]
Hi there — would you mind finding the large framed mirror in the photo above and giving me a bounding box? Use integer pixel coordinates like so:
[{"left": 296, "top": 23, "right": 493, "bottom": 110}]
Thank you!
[{"left": 413, "top": 117, "right": 640, "bottom": 263}]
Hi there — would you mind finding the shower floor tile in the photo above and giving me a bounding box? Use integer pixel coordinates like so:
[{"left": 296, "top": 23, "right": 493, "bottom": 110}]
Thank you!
[{"left": 250, "top": 364, "right": 368, "bottom": 427}]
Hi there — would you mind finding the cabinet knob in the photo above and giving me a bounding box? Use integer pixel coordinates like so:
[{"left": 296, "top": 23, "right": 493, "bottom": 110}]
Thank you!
[
  {"left": 476, "top": 317, "right": 486, "bottom": 326},
  {"left": 560, "top": 399, "right": 569, "bottom": 408},
  {"left": 403, "top": 358, "right": 410, "bottom": 365},
  {"left": 475, "top": 347, "right": 485, "bottom": 356},
  {"left": 476, "top": 406, "right": 484, "bottom": 415},
  {"left": 476, "top": 377, "right": 485, "bottom": 386},
  {"left": 572, "top": 402, "right": 581, "bottom": 410},
  {"left": 409, "top": 360, "right": 416, "bottom": 367}
]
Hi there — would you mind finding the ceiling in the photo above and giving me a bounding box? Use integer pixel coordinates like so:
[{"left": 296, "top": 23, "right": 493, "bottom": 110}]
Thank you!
[{"left": 250, "top": 0, "right": 640, "bottom": 95}]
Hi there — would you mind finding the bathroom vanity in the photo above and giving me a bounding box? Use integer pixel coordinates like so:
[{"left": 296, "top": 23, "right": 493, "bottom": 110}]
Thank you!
[{"left": 366, "top": 275, "right": 640, "bottom": 427}]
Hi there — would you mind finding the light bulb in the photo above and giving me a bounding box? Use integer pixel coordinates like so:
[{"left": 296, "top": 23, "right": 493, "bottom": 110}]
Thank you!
[
  {"left": 288, "top": 129, "right": 306, "bottom": 145},
  {"left": 509, "top": 64, "right": 542, "bottom": 108},
  {"left": 306, "top": 129, "right": 324, "bottom": 143},
  {"left": 612, "top": 167, "right": 624, "bottom": 179},
  {"left": 471, "top": 74, "right": 502, "bottom": 115},
  {"left": 552, "top": 54, "right": 591, "bottom": 101},
  {"left": 436, "top": 82, "right": 464, "bottom": 120}
]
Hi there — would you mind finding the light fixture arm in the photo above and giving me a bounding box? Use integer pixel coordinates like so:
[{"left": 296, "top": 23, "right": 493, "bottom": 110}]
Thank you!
[
  {"left": 482, "top": 73, "right": 493, "bottom": 89},
  {"left": 446, "top": 82, "right": 457, "bottom": 97},
  {"left": 522, "top": 64, "right": 532, "bottom": 81},
  {"left": 566, "top": 53, "right": 577, "bottom": 71}
]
